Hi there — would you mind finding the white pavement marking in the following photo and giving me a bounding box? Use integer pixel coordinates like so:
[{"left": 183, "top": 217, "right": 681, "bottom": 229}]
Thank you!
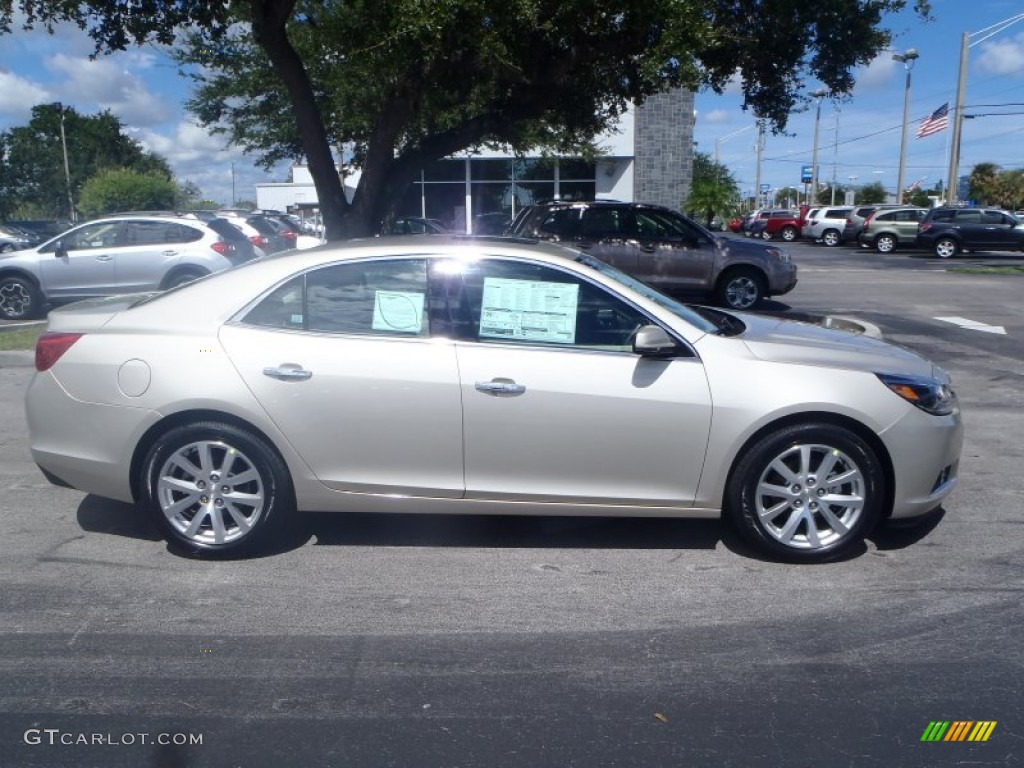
[{"left": 934, "top": 316, "right": 1007, "bottom": 335}]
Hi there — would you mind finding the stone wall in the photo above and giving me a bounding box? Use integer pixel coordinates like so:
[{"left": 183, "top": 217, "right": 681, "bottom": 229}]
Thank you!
[{"left": 633, "top": 88, "right": 695, "bottom": 211}]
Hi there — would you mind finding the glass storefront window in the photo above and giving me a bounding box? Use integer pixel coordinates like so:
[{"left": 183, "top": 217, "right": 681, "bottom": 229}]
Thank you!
[
  {"left": 558, "top": 181, "right": 595, "bottom": 201},
  {"left": 424, "top": 159, "right": 466, "bottom": 182},
  {"left": 559, "top": 158, "right": 596, "bottom": 181},
  {"left": 470, "top": 159, "right": 513, "bottom": 181}
]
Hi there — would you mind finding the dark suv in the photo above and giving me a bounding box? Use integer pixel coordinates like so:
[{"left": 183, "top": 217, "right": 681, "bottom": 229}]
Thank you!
[
  {"left": 507, "top": 201, "right": 797, "bottom": 310},
  {"left": 917, "top": 207, "right": 1024, "bottom": 259}
]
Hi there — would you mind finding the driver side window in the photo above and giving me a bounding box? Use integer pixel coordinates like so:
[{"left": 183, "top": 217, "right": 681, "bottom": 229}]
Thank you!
[
  {"left": 451, "top": 259, "right": 651, "bottom": 352},
  {"left": 61, "top": 222, "right": 122, "bottom": 251}
]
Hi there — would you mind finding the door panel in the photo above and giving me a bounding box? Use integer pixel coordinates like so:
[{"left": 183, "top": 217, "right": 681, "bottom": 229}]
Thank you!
[
  {"left": 220, "top": 325, "right": 464, "bottom": 497},
  {"left": 457, "top": 344, "right": 712, "bottom": 504},
  {"left": 38, "top": 221, "right": 120, "bottom": 298}
]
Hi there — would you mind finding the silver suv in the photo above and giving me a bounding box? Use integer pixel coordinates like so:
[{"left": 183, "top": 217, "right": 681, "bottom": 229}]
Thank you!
[
  {"left": 507, "top": 201, "right": 797, "bottom": 310},
  {"left": 0, "top": 213, "right": 257, "bottom": 320},
  {"left": 802, "top": 206, "right": 853, "bottom": 247}
]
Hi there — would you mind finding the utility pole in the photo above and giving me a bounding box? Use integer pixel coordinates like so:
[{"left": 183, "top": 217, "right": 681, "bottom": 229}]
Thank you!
[
  {"left": 809, "top": 89, "right": 827, "bottom": 207},
  {"left": 893, "top": 48, "right": 920, "bottom": 204},
  {"left": 52, "top": 102, "right": 75, "bottom": 222}
]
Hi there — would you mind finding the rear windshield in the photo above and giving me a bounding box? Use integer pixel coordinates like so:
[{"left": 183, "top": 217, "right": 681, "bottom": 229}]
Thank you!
[{"left": 206, "top": 218, "right": 250, "bottom": 244}]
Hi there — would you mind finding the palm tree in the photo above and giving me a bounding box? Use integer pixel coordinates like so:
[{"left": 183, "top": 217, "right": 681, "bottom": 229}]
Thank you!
[{"left": 968, "top": 163, "right": 1001, "bottom": 205}]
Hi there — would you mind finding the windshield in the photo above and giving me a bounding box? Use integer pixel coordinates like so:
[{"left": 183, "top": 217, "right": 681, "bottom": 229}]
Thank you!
[{"left": 574, "top": 253, "right": 719, "bottom": 334}]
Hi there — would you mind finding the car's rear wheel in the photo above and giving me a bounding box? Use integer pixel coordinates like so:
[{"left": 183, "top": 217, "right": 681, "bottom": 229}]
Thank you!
[
  {"left": 163, "top": 268, "right": 208, "bottom": 290},
  {"left": 934, "top": 237, "right": 958, "bottom": 259},
  {"left": 141, "top": 421, "right": 293, "bottom": 557},
  {"left": 780, "top": 226, "right": 798, "bottom": 242},
  {"left": 874, "top": 234, "right": 897, "bottom": 253},
  {"left": 716, "top": 269, "right": 766, "bottom": 311},
  {"left": 726, "top": 423, "right": 884, "bottom": 563},
  {"left": 822, "top": 229, "right": 841, "bottom": 247},
  {"left": 0, "top": 275, "right": 43, "bottom": 320}
]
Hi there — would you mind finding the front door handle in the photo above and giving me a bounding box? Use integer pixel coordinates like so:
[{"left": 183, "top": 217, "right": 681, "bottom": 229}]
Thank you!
[
  {"left": 263, "top": 364, "right": 312, "bottom": 381},
  {"left": 475, "top": 379, "right": 526, "bottom": 395},
  {"left": 95, "top": 254, "right": 113, "bottom": 261}
]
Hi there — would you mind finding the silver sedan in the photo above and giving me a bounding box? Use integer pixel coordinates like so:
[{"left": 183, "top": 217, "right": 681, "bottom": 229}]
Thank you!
[{"left": 25, "top": 237, "right": 963, "bottom": 562}]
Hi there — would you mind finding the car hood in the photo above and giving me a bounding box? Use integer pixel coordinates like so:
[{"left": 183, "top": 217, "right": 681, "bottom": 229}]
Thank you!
[
  {"left": 736, "top": 312, "right": 943, "bottom": 381},
  {"left": 715, "top": 234, "right": 783, "bottom": 258}
]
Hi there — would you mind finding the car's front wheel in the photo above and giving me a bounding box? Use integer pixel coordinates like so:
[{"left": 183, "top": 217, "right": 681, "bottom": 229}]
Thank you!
[
  {"left": 780, "top": 226, "right": 798, "bottom": 242},
  {"left": 726, "top": 423, "right": 885, "bottom": 562},
  {"left": 874, "top": 234, "right": 897, "bottom": 253},
  {"left": 140, "top": 421, "right": 294, "bottom": 557},
  {"left": 934, "top": 237, "right": 958, "bottom": 259},
  {"left": 822, "top": 229, "right": 841, "bottom": 247},
  {"left": 0, "top": 274, "right": 43, "bottom": 320},
  {"left": 715, "top": 269, "right": 766, "bottom": 311}
]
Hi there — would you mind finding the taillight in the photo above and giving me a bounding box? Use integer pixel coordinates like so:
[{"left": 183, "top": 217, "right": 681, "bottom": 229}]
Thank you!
[
  {"left": 281, "top": 231, "right": 297, "bottom": 241},
  {"left": 920, "top": 222, "right": 932, "bottom": 233},
  {"left": 250, "top": 235, "right": 269, "bottom": 247},
  {"left": 210, "top": 241, "right": 232, "bottom": 256},
  {"left": 35, "top": 332, "right": 83, "bottom": 372}
]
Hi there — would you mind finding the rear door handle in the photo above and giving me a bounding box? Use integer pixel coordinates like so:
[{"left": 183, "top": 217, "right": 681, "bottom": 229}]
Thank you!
[
  {"left": 475, "top": 380, "right": 526, "bottom": 395},
  {"left": 162, "top": 249, "right": 179, "bottom": 256},
  {"left": 95, "top": 254, "right": 112, "bottom": 261},
  {"left": 263, "top": 364, "right": 312, "bottom": 381}
]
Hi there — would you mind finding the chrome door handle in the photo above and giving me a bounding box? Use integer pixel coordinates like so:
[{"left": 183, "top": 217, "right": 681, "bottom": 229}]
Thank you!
[
  {"left": 95, "top": 254, "right": 112, "bottom": 261},
  {"left": 263, "top": 364, "right": 312, "bottom": 381},
  {"left": 162, "top": 249, "right": 179, "bottom": 256},
  {"left": 475, "top": 380, "right": 526, "bottom": 395}
]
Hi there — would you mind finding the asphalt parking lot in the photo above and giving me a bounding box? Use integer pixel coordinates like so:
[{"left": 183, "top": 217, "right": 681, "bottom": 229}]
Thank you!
[{"left": 1, "top": 240, "right": 1022, "bottom": 767}]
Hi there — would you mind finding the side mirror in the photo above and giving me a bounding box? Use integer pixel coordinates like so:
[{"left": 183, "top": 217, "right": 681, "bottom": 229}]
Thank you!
[
  {"left": 54, "top": 240, "right": 68, "bottom": 258},
  {"left": 633, "top": 325, "right": 680, "bottom": 357}
]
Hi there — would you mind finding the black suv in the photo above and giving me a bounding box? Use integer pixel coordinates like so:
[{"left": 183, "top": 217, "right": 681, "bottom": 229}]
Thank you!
[
  {"left": 507, "top": 201, "right": 797, "bottom": 310},
  {"left": 917, "top": 207, "right": 1024, "bottom": 259}
]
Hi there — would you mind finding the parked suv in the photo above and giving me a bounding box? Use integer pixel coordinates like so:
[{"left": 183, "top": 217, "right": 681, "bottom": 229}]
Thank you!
[
  {"left": 748, "top": 210, "right": 801, "bottom": 242},
  {"left": 507, "top": 201, "right": 797, "bottom": 310},
  {"left": 0, "top": 213, "right": 257, "bottom": 320},
  {"left": 917, "top": 207, "right": 1024, "bottom": 259},
  {"left": 843, "top": 204, "right": 902, "bottom": 245},
  {"left": 858, "top": 207, "right": 928, "bottom": 253},
  {"left": 802, "top": 206, "right": 854, "bottom": 247}
]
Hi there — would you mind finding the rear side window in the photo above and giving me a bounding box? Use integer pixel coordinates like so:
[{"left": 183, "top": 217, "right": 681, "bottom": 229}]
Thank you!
[
  {"left": 955, "top": 210, "right": 981, "bottom": 223},
  {"left": 579, "top": 207, "right": 634, "bottom": 239},
  {"left": 242, "top": 259, "right": 429, "bottom": 337},
  {"left": 824, "top": 208, "right": 852, "bottom": 218},
  {"left": 534, "top": 208, "right": 579, "bottom": 238},
  {"left": 930, "top": 210, "right": 955, "bottom": 222},
  {"left": 206, "top": 218, "right": 250, "bottom": 244},
  {"left": 122, "top": 221, "right": 203, "bottom": 246}
]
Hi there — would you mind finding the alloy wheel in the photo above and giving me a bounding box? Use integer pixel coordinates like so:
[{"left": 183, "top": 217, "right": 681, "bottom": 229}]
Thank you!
[{"left": 753, "top": 443, "right": 865, "bottom": 551}]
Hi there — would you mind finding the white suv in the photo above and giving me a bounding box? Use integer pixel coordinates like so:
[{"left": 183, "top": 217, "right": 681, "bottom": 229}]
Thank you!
[
  {"left": 802, "top": 206, "right": 853, "bottom": 247},
  {"left": 0, "top": 213, "right": 257, "bottom": 320}
]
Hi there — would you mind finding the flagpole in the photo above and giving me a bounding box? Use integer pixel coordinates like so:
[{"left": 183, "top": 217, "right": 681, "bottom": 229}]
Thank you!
[{"left": 945, "top": 32, "right": 970, "bottom": 203}]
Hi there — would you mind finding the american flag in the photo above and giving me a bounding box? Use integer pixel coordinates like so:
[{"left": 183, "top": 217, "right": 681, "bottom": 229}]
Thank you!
[{"left": 916, "top": 103, "right": 949, "bottom": 139}]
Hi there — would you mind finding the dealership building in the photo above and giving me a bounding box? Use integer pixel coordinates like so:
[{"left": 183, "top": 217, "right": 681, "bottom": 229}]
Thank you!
[{"left": 256, "top": 89, "right": 695, "bottom": 233}]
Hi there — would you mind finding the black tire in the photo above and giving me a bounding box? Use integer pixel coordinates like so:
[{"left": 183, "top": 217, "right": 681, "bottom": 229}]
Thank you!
[
  {"left": 725, "top": 422, "right": 885, "bottom": 563},
  {"left": 874, "top": 234, "right": 897, "bottom": 254},
  {"left": 934, "top": 237, "right": 958, "bottom": 259},
  {"left": 0, "top": 274, "right": 44, "bottom": 320},
  {"left": 163, "top": 268, "right": 208, "bottom": 290},
  {"left": 140, "top": 421, "right": 294, "bottom": 557},
  {"left": 780, "top": 226, "right": 798, "bottom": 242},
  {"left": 715, "top": 268, "right": 766, "bottom": 311},
  {"left": 822, "top": 229, "right": 841, "bottom": 247},
  {"left": 760, "top": 231, "right": 772, "bottom": 240}
]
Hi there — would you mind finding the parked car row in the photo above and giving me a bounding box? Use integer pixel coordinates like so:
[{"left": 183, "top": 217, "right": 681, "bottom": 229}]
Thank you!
[{"left": 733, "top": 204, "right": 1024, "bottom": 258}]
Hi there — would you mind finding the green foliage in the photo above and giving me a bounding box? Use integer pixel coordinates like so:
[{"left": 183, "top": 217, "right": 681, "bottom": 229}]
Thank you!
[
  {"left": 0, "top": 105, "right": 172, "bottom": 219},
  {"left": 685, "top": 151, "right": 739, "bottom": 225},
  {"left": 2, "top": 0, "right": 933, "bottom": 238},
  {"left": 904, "top": 187, "right": 933, "bottom": 208},
  {"left": 77, "top": 168, "right": 178, "bottom": 218},
  {"left": 856, "top": 181, "right": 887, "bottom": 205}
]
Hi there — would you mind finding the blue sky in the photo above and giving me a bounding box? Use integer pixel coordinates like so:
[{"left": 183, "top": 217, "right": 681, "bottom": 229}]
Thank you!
[
  {"left": 694, "top": 1, "right": 1024, "bottom": 201},
  {"left": 1, "top": 1, "right": 1022, "bottom": 207}
]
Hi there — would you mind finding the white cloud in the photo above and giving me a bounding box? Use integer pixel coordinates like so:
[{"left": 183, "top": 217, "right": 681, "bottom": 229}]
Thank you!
[
  {"left": 976, "top": 32, "right": 1024, "bottom": 76},
  {"left": 854, "top": 54, "right": 898, "bottom": 91},
  {"left": 44, "top": 53, "right": 173, "bottom": 125},
  {"left": 703, "top": 109, "right": 732, "bottom": 124},
  {"left": 0, "top": 69, "right": 52, "bottom": 122}
]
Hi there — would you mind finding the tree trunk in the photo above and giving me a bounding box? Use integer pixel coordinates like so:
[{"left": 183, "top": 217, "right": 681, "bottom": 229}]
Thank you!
[{"left": 248, "top": 0, "right": 349, "bottom": 240}]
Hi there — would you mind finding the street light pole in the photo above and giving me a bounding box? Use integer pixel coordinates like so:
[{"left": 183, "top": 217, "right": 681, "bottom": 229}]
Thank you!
[
  {"left": 52, "top": 102, "right": 75, "bottom": 222},
  {"left": 893, "top": 48, "right": 919, "bottom": 205},
  {"left": 809, "top": 89, "right": 827, "bottom": 207}
]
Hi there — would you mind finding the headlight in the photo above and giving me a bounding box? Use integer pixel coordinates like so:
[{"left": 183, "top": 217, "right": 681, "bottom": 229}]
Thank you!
[
  {"left": 766, "top": 247, "right": 791, "bottom": 263},
  {"left": 877, "top": 373, "right": 958, "bottom": 416}
]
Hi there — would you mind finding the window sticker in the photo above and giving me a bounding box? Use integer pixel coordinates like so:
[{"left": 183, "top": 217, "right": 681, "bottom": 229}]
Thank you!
[
  {"left": 372, "top": 290, "right": 425, "bottom": 333},
  {"left": 479, "top": 277, "right": 578, "bottom": 343}
]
